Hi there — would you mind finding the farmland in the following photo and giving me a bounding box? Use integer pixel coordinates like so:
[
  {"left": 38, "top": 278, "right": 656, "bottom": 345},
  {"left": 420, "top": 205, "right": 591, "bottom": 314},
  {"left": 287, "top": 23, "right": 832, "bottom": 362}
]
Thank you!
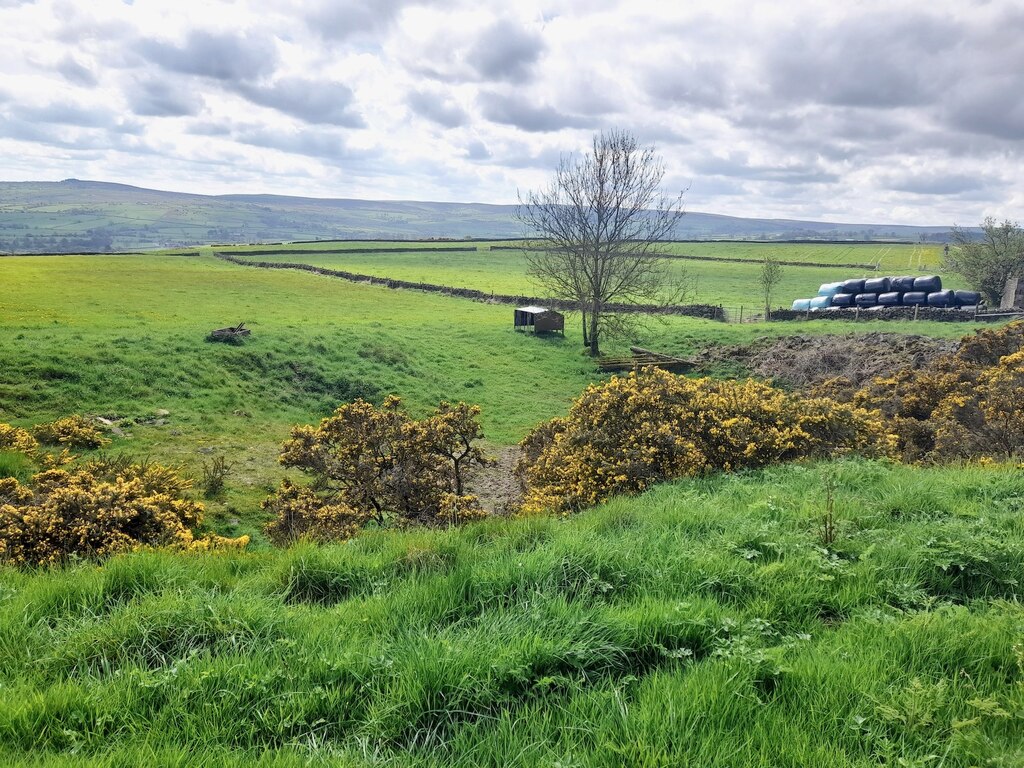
[
  {"left": 211, "top": 240, "right": 946, "bottom": 310},
  {"left": 1, "top": 243, "right": 1021, "bottom": 767}
]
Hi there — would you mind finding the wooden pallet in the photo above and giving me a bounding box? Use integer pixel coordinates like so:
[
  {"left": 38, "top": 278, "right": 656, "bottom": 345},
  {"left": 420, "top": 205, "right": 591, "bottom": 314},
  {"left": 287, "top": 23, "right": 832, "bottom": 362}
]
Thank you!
[{"left": 597, "top": 347, "right": 694, "bottom": 373}]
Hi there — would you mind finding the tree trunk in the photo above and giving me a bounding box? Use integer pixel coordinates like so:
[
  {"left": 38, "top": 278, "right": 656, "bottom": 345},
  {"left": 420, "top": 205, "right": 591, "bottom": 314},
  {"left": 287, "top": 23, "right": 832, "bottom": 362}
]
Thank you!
[
  {"left": 581, "top": 311, "right": 589, "bottom": 347},
  {"left": 588, "top": 310, "right": 601, "bottom": 356}
]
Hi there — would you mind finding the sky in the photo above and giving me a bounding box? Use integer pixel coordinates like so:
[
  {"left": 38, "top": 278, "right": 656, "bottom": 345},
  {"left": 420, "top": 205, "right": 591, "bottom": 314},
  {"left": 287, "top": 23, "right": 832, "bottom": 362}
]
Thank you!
[{"left": 0, "top": 0, "right": 1022, "bottom": 225}]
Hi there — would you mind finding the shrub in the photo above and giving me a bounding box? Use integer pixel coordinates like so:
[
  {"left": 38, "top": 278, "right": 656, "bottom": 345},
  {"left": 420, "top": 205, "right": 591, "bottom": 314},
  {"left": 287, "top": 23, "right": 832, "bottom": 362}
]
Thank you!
[
  {"left": 844, "top": 321, "right": 1024, "bottom": 462},
  {"left": 516, "top": 368, "right": 895, "bottom": 516},
  {"left": 31, "top": 415, "right": 109, "bottom": 450},
  {"left": 267, "top": 397, "right": 492, "bottom": 543},
  {"left": 0, "top": 449, "right": 246, "bottom": 567},
  {"left": 262, "top": 479, "right": 368, "bottom": 545}
]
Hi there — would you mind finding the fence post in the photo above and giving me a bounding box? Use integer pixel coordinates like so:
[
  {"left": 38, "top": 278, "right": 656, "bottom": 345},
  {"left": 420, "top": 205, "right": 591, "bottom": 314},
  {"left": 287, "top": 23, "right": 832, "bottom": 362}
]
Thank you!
[{"left": 739, "top": 305, "right": 743, "bottom": 324}]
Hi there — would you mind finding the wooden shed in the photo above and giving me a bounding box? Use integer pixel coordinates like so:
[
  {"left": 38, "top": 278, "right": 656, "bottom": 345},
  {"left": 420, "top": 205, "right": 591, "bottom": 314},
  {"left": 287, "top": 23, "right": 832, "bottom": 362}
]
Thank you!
[{"left": 514, "top": 305, "right": 564, "bottom": 334}]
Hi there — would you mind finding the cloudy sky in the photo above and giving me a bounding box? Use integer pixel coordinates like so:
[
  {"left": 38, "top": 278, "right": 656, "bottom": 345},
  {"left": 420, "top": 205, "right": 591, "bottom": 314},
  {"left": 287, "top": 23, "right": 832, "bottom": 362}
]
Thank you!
[{"left": 1, "top": 0, "right": 1022, "bottom": 224}]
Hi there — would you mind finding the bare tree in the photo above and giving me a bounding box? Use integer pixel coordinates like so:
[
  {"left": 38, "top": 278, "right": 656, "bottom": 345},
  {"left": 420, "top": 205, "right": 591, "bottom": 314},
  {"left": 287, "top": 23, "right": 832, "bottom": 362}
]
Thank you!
[
  {"left": 516, "top": 129, "right": 685, "bottom": 356},
  {"left": 758, "top": 256, "right": 783, "bottom": 320},
  {"left": 945, "top": 218, "right": 1024, "bottom": 305}
]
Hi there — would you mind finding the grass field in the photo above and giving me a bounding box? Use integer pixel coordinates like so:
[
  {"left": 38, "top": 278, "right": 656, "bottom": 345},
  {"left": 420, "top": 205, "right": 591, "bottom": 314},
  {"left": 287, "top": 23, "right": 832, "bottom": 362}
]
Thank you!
[
  {"left": 211, "top": 241, "right": 947, "bottom": 309},
  {"left": 1, "top": 459, "right": 1021, "bottom": 766},
  {"left": 0, "top": 250, "right": 989, "bottom": 539},
  {"left": 1, "top": 244, "right": 1021, "bottom": 766}
]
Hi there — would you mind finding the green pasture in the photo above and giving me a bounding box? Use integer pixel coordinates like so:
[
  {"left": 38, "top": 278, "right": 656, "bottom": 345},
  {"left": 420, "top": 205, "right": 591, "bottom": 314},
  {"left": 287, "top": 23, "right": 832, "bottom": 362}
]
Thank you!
[
  {"left": 1, "top": 459, "right": 1021, "bottom": 767},
  {"left": 214, "top": 241, "right": 948, "bottom": 309},
  {"left": 0, "top": 251, "right": 990, "bottom": 536}
]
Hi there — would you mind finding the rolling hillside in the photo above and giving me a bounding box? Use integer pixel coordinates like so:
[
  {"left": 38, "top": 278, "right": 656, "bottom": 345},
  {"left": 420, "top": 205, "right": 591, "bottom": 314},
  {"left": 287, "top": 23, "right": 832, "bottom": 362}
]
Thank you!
[{"left": 0, "top": 180, "right": 959, "bottom": 252}]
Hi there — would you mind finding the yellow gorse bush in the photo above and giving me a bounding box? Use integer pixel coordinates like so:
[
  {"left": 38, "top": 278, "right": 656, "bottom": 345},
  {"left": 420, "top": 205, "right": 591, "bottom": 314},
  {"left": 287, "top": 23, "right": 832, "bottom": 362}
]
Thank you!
[
  {"left": 517, "top": 368, "right": 896, "bottom": 516},
  {"left": 0, "top": 425, "right": 246, "bottom": 566},
  {"left": 842, "top": 320, "right": 1024, "bottom": 462},
  {"left": 31, "top": 415, "right": 109, "bottom": 450},
  {"left": 267, "top": 397, "right": 492, "bottom": 543}
]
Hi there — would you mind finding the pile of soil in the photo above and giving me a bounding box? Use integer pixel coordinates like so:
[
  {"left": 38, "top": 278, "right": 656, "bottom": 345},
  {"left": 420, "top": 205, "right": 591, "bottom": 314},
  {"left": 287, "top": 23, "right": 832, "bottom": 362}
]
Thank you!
[{"left": 693, "top": 332, "right": 960, "bottom": 390}]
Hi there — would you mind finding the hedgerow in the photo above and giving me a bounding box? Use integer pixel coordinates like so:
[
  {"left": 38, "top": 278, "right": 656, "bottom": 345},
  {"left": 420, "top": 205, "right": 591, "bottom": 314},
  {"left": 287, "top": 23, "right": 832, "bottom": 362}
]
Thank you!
[{"left": 516, "top": 368, "right": 895, "bottom": 515}]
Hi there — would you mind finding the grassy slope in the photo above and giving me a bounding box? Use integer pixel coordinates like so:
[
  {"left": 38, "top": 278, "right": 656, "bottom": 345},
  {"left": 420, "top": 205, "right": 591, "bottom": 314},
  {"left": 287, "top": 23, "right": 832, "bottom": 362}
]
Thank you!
[{"left": 0, "top": 460, "right": 1021, "bottom": 767}]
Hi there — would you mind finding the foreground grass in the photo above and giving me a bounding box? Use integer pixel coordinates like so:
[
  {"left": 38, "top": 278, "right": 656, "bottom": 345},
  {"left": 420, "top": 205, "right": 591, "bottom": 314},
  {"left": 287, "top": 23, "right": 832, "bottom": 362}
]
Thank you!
[{"left": 0, "top": 459, "right": 1021, "bottom": 766}]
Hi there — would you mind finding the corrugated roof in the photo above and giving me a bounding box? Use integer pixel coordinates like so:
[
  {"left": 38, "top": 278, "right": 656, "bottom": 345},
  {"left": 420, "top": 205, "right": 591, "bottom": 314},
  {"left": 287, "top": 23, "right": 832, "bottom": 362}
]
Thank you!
[{"left": 516, "top": 306, "right": 550, "bottom": 314}]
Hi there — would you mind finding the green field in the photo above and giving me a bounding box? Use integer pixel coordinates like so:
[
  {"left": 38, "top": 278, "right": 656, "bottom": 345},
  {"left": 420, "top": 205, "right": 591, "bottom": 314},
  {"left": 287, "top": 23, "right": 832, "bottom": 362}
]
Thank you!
[
  {"left": 212, "top": 241, "right": 948, "bottom": 310},
  {"left": 0, "top": 250, "right": 987, "bottom": 539},
  {"left": 1, "top": 244, "right": 1019, "bottom": 766},
  {"left": 1, "top": 459, "right": 1021, "bottom": 766}
]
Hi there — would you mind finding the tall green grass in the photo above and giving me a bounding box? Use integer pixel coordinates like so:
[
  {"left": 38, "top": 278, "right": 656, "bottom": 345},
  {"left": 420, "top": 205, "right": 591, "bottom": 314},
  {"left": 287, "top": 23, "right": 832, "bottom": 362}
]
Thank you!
[{"left": 1, "top": 460, "right": 1021, "bottom": 766}]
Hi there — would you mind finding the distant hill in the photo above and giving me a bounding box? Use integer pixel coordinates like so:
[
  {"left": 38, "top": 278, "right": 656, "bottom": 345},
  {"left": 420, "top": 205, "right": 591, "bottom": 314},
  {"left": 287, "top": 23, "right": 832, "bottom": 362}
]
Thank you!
[{"left": 0, "top": 179, "right": 960, "bottom": 253}]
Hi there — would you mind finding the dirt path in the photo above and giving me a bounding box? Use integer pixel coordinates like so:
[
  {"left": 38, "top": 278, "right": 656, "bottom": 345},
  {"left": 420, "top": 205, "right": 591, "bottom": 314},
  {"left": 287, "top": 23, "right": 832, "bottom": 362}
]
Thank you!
[{"left": 465, "top": 446, "right": 523, "bottom": 516}]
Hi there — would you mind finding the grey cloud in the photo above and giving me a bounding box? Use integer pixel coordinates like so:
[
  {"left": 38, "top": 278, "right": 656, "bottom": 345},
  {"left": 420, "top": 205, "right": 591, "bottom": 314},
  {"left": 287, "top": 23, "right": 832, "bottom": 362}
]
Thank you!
[
  {"left": 138, "top": 30, "right": 277, "bottom": 82},
  {"left": 235, "top": 78, "right": 364, "bottom": 127},
  {"left": 232, "top": 125, "right": 377, "bottom": 167},
  {"left": 0, "top": 115, "right": 141, "bottom": 152},
  {"left": 406, "top": 89, "right": 468, "bottom": 128},
  {"left": 881, "top": 171, "right": 995, "bottom": 196},
  {"left": 187, "top": 121, "right": 232, "bottom": 137},
  {"left": 307, "top": 0, "right": 431, "bottom": 40},
  {"left": 465, "top": 19, "right": 544, "bottom": 84},
  {"left": 645, "top": 61, "right": 728, "bottom": 110},
  {"left": 127, "top": 79, "right": 204, "bottom": 117},
  {"left": 693, "top": 154, "right": 839, "bottom": 185},
  {"left": 478, "top": 91, "right": 594, "bottom": 133},
  {"left": 464, "top": 139, "right": 490, "bottom": 160},
  {"left": 499, "top": 145, "right": 567, "bottom": 170},
  {"left": 55, "top": 56, "right": 98, "bottom": 87},
  {"left": 943, "top": 78, "right": 1024, "bottom": 141},
  {"left": 765, "top": 14, "right": 956, "bottom": 109},
  {"left": 17, "top": 102, "right": 113, "bottom": 128}
]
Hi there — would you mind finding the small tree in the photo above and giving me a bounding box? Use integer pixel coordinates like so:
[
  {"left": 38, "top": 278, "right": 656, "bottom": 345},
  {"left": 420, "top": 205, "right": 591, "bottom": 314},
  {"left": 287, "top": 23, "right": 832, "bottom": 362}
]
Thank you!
[
  {"left": 759, "top": 256, "right": 783, "bottom": 319},
  {"left": 945, "top": 218, "right": 1024, "bottom": 305},
  {"left": 516, "top": 129, "right": 685, "bottom": 356}
]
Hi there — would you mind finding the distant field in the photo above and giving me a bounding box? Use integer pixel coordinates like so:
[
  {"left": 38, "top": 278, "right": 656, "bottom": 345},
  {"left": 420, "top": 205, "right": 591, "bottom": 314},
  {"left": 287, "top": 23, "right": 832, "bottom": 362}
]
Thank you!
[{"left": 212, "top": 241, "right": 949, "bottom": 309}]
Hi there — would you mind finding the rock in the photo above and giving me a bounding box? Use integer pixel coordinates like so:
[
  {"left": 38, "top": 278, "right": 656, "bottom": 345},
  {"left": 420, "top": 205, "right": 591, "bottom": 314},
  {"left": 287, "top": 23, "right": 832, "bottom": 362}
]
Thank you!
[{"left": 154, "top": 409, "right": 171, "bottom": 417}]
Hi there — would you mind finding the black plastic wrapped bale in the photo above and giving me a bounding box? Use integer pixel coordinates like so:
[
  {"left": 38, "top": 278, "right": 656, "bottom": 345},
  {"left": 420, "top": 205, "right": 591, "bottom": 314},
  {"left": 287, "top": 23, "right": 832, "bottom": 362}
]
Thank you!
[
  {"left": 878, "top": 291, "right": 901, "bottom": 306},
  {"left": 864, "top": 277, "right": 890, "bottom": 294},
  {"left": 954, "top": 290, "right": 981, "bottom": 306},
  {"left": 842, "top": 278, "right": 866, "bottom": 294},
  {"left": 891, "top": 275, "right": 917, "bottom": 292},
  {"left": 902, "top": 291, "right": 928, "bottom": 306},
  {"left": 855, "top": 293, "right": 878, "bottom": 307},
  {"left": 914, "top": 275, "right": 942, "bottom": 293},
  {"left": 927, "top": 289, "right": 955, "bottom": 307},
  {"left": 831, "top": 293, "right": 854, "bottom": 307}
]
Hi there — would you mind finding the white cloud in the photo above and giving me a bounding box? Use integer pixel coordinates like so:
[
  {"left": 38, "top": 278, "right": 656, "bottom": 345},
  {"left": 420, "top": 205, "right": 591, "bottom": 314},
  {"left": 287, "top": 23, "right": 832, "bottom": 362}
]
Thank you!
[{"left": 0, "top": 0, "right": 1021, "bottom": 223}]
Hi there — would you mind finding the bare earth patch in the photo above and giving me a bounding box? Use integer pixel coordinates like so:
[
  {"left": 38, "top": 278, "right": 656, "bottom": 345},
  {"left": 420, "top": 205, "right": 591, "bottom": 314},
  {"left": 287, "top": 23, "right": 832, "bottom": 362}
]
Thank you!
[
  {"left": 693, "top": 332, "right": 960, "bottom": 390},
  {"left": 466, "top": 445, "right": 523, "bottom": 515}
]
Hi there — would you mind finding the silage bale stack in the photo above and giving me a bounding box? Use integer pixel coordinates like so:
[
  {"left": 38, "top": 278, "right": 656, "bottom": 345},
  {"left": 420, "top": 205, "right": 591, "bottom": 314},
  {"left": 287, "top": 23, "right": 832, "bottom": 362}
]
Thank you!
[{"left": 791, "top": 274, "right": 982, "bottom": 313}]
